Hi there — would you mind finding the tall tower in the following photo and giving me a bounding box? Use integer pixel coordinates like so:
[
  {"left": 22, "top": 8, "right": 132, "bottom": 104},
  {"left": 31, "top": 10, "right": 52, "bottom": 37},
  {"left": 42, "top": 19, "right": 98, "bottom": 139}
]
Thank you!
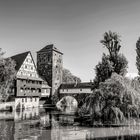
[{"left": 37, "top": 44, "right": 63, "bottom": 96}]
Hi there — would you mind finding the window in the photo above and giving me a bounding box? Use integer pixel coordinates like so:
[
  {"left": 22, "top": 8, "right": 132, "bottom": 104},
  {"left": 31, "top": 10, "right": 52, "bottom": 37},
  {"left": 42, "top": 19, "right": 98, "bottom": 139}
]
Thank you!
[
  {"left": 25, "top": 88, "right": 28, "bottom": 93},
  {"left": 35, "top": 98, "right": 37, "bottom": 102},
  {"left": 27, "top": 88, "right": 30, "bottom": 93},
  {"left": 25, "top": 98, "right": 27, "bottom": 102},
  {"left": 80, "top": 89, "right": 82, "bottom": 91},
  {"left": 30, "top": 98, "right": 32, "bottom": 102},
  {"left": 22, "top": 98, "right": 24, "bottom": 102},
  {"left": 20, "top": 88, "right": 23, "bottom": 92},
  {"left": 31, "top": 67, "right": 33, "bottom": 70},
  {"left": 37, "top": 88, "right": 41, "bottom": 93},
  {"left": 25, "top": 65, "right": 27, "bottom": 69}
]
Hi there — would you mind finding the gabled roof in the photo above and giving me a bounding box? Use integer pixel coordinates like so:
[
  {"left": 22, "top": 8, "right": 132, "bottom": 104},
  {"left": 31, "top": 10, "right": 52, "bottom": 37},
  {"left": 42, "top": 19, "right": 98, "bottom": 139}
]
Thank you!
[
  {"left": 11, "top": 51, "right": 29, "bottom": 71},
  {"left": 11, "top": 51, "right": 49, "bottom": 82},
  {"left": 60, "top": 82, "right": 93, "bottom": 89},
  {"left": 37, "top": 44, "right": 63, "bottom": 54}
]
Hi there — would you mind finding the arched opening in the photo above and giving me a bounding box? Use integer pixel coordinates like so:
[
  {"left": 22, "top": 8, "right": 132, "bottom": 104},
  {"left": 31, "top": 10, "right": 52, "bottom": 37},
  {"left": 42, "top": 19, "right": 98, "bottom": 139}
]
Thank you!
[{"left": 56, "top": 96, "right": 78, "bottom": 114}]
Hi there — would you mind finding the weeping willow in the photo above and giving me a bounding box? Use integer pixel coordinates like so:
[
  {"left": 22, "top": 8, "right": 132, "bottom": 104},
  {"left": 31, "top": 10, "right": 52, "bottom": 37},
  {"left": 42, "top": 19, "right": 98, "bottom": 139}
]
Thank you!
[{"left": 78, "top": 73, "right": 140, "bottom": 125}]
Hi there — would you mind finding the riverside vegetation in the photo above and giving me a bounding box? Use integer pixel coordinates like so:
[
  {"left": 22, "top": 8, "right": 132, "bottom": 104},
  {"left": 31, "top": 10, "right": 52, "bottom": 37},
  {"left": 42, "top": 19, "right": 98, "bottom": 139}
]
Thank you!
[{"left": 78, "top": 31, "right": 140, "bottom": 126}]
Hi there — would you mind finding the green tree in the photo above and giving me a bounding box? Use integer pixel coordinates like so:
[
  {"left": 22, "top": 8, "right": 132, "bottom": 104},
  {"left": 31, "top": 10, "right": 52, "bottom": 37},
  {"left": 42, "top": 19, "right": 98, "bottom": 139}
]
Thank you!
[
  {"left": 93, "top": 31, "right": 128, "bottom": 88},
  {"left": 80, "top": 73, "right": 140, "bottom": 125},
  {"left": 0, "top": 49, "right": 16, "bottom": 101},
  {"left": 100, "top": 31, "right": 121, "bottom": 57},
  {"left": 62, "top": 68, "right": 81, "bottom": 84},
  {"left": 136, "top": 37, "right": 140, "bottom": 75}
]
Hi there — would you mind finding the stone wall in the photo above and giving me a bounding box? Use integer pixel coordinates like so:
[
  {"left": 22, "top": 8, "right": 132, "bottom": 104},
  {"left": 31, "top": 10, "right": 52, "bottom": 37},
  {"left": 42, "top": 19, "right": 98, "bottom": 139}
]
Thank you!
[
  {"left": 37, "top": 51, "right": 53, "bottom": 87},
  {"left": 37, "top": 45, "right": 63, "bottom": 96}
]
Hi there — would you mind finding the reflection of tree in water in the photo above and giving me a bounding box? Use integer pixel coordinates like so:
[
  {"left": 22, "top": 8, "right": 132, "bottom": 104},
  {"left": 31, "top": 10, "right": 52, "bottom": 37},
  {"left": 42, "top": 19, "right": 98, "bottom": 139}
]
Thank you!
[
  {"left": 86, "top": 135, "right": 140, "bottom": 140},
  {"left": 86, "top": 125, "right": 140, "bottom": 140},
  {"left": 0, "top": 120, "right": 14, "bottom": 140}
]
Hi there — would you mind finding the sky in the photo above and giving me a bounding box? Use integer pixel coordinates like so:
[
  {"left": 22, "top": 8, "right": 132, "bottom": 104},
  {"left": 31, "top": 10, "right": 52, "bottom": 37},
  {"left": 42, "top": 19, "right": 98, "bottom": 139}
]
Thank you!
[{"left": 1, "top": 0, "right": 140, "bottom": 82}]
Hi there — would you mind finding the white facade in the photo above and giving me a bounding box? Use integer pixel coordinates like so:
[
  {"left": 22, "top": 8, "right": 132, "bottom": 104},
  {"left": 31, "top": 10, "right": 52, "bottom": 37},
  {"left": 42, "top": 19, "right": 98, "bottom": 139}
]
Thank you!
[
  {"left": 41, "top": 83, "right": 51, "bottom": 97},
  {"left": 17, "top": 53, "right": 39, "bottom": 78},
  {"left": 41, "top": 92, "right": 50, "bottom": 97}
]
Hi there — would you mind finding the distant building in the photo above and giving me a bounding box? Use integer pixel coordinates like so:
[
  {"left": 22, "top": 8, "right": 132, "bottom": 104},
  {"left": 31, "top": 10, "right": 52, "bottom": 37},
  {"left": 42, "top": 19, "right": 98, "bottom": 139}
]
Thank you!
[
  {"left": 37, "top": 44, "right": 63, "bottom": 97},
  {"left": 10, "top": 51, "right": 50, "bottom": 110},
  {"left": 59, "top": 82, "right": 93, "bottom": 94}
]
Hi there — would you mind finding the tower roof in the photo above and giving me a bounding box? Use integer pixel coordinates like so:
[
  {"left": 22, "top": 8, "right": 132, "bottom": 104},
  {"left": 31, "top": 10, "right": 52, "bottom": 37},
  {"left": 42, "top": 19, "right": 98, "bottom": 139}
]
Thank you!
[
  {"left": 11, "top": 51, "right": 30, "bottom": 71},
  {"left": 37, "top": 44, "right": 63, "bottom": 54}
]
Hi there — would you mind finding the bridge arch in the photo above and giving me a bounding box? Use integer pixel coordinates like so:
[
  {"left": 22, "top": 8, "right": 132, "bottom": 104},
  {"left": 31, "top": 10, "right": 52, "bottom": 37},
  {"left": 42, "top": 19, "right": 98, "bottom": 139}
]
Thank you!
[
  {"left": 58, "top": 93, "right": 89, "bottom": 107},
  {"left": 56, "top": 96, "right": 78, "bottom": 113}
]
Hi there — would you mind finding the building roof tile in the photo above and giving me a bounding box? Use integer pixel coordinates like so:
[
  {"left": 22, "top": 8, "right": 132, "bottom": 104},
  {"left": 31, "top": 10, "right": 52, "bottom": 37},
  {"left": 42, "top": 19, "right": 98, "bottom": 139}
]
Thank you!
[
  {"left": 11, "top": 51, "right": 29, "bottom": 71},
  {"left": 37, "top": 44, "right": 63, "bottom": 54}
]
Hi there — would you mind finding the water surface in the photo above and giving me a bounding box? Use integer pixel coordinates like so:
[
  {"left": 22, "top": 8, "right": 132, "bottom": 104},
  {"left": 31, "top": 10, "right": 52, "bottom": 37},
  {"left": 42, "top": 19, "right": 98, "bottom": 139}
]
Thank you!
[{"left": 0, "top": 107, "right": 140, "bottom": 140}]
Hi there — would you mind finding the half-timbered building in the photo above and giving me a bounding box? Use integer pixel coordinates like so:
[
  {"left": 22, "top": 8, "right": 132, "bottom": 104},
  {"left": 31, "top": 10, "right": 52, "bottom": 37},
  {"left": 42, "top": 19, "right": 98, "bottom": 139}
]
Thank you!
[{"left": 11, "top": 51, "right": 50, "bottom": 109}]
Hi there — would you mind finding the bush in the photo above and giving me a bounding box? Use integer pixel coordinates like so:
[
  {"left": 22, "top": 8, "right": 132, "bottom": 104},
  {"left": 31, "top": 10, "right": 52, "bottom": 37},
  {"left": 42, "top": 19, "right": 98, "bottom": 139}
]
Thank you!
[{"left": 79, "top": 73, "right": 140, "bottom": 125}]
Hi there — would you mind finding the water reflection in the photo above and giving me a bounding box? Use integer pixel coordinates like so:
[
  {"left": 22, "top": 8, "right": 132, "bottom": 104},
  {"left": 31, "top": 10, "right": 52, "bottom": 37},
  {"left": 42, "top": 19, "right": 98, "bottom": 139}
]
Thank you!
[
  {"left": 0, "top": 107, "right": 140, "bottom": 139},
  {"left": 14, "top": 107, "right": 39, "bottom": 121}
]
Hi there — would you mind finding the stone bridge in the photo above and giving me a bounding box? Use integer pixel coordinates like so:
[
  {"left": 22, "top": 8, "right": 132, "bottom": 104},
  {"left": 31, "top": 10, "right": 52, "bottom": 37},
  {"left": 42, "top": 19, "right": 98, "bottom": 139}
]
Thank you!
[
  {"left": 58, "top": 82, "right": 93, "bottom": 106},
  {"left": 58, "top": 93, "right": 91, "bottom": 107}
]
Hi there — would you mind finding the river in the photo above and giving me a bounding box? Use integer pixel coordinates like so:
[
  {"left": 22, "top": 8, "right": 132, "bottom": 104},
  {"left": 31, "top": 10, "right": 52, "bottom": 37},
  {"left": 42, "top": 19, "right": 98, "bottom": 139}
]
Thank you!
[{"left": 0, "top": 107, "right": 140, "bottom": 140}]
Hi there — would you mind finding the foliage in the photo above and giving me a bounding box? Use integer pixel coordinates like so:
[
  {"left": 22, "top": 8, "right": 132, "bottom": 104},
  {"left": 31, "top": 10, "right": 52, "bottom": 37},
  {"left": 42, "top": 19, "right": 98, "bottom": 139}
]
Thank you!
[
  {"left": 93, "top": 54, "right": 113, "bottom": 88},
  {"left": 136, "top": 37, "right": 140, "bottom": 76},
  {"left": 0, "top": 50, "right": 16, "bottom": 101},
  {"left": 100, "top": 31, "right": 121, "bottom": 57},
  {"left": 78, "top": 89, "right": 102, "bottom": 121},
  {"left": 51, "top": 94, "right": 59, "bottom": 105},
  {"left": 131, "top": 77, "right": 140, "bottom": 92},
  {"left": 62, "top": 68, "right": 81, "bottom": 84},
  {"left": 79, "top": 73, "right": 140, "bottom": 125},
  {"left": 93, "top": 31, "right": 128, "bottom": 88}
]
